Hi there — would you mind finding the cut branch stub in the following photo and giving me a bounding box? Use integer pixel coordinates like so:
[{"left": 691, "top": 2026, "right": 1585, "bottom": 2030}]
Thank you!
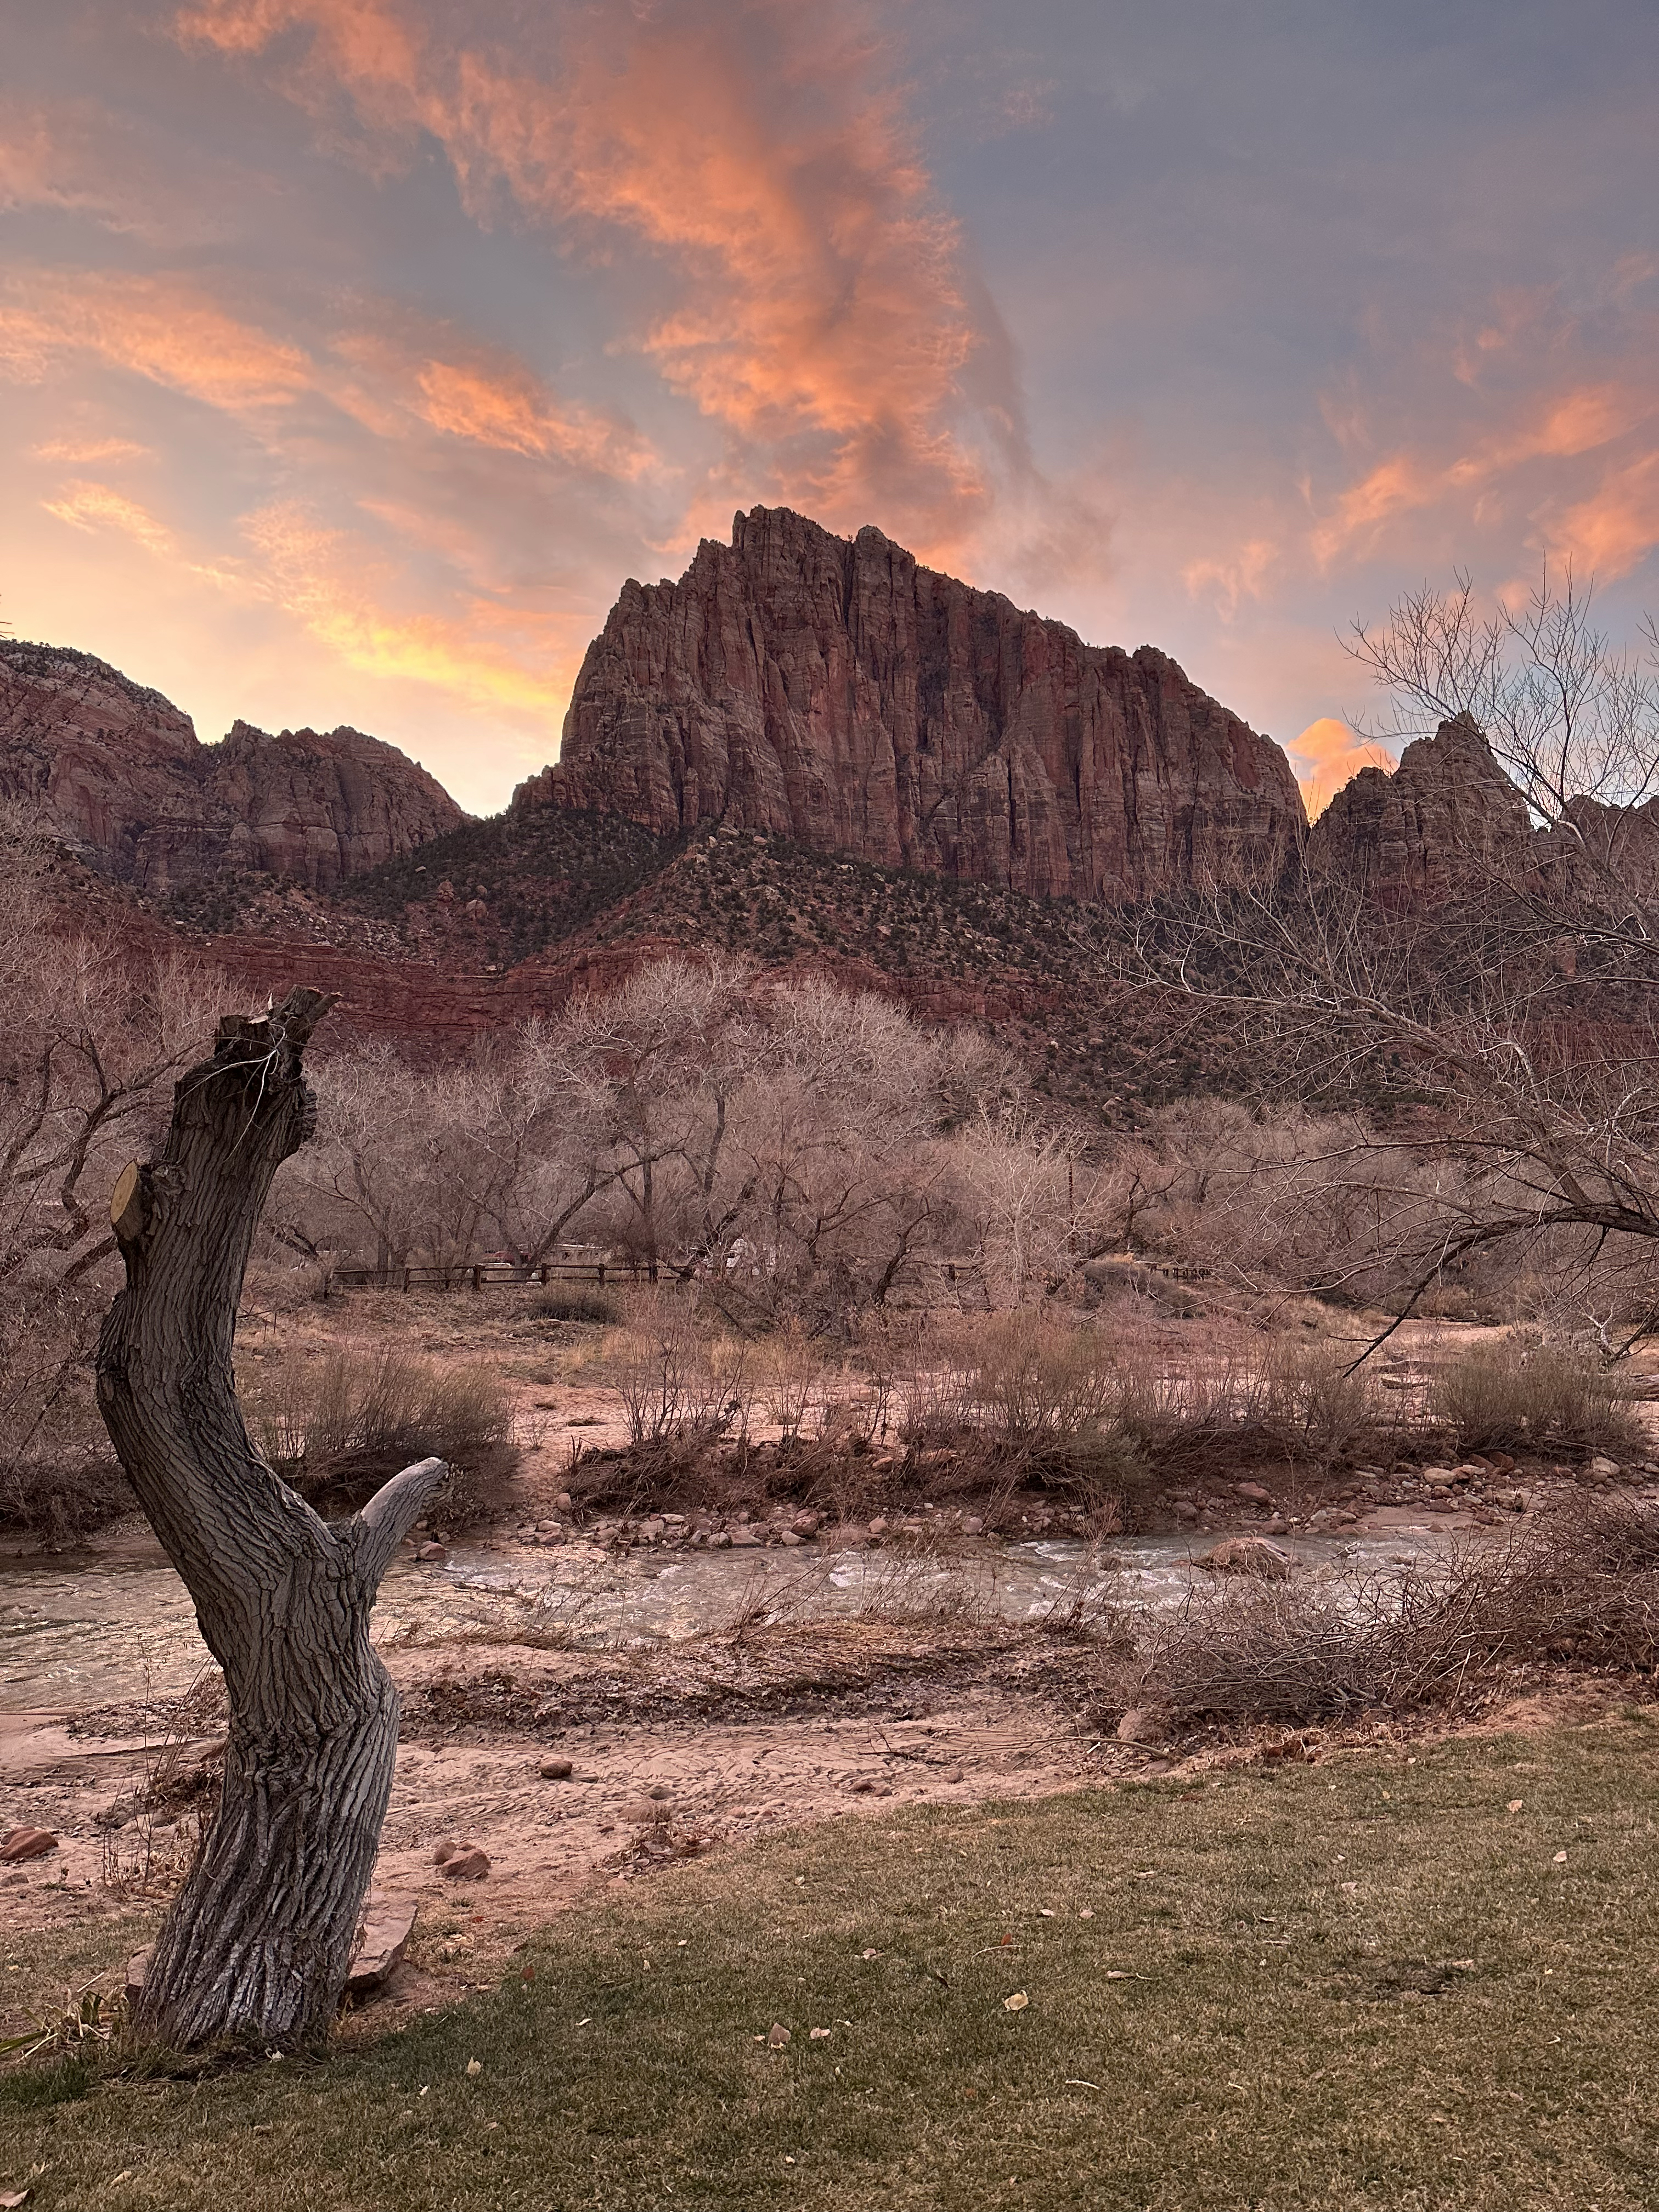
[{"left": 95, "top": 987, "right": 447, "bottom": 2050}]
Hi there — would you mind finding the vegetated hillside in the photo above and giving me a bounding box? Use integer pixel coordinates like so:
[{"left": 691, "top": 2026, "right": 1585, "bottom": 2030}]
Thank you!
[
  {"left": 163, "top": 805, "right": 677, "bottom": 963},
  {"left": 165, "top": 802, "right": 1241, "bottom": 1116}
]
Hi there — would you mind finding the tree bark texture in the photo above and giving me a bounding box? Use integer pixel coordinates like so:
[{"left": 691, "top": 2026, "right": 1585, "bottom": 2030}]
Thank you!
[{"left": 95, "top": 990, "right": 448, "bottom": 2047}]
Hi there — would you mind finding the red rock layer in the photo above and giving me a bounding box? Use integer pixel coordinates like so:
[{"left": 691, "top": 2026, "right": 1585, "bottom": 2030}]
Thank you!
[
  {"left": 0, "top": 641, "right": 464, "bottom": 891},
  {"left": 518, "top": 506, "right": 1305, "bottom": 902}
]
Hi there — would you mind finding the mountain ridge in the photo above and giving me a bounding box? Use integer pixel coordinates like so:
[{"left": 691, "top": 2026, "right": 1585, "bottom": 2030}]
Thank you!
[{"left": 515, "top": 505, "right": 1307, "bottom": 903}]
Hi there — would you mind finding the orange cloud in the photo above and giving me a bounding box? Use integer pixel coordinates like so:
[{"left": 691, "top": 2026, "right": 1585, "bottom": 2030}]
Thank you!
[
  {"left": 1182, "top": 537, "right": 1276, "bottom": 619},
  {"left": 0, "top": 268, "right": 311, "bottom": 410},
  {"left": 241, "top": 500, "right": 573, "bottom": 719},
  {"left": 175, "top": 0, "right": 1014, "bottom": 562},
  {"left": 1287, "top": 716, "right": 1392, "bottom": 819},
  {"left": 1548, "top": 449, "right": 1659, "bottom": 580},
  {"left": 32, "top": 437, "right": 151, "bottom": 463},
  {"left": 1313, "top": 347, "right": 1659, "bottom": 572},
  {"left": 43, "top": 479, "right": 176, "bottom": 556}
]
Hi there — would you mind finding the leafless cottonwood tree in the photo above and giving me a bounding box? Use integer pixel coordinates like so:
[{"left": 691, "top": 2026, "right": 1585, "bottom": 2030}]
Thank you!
[
  {"left": 96, "top": 990, "right": 449, "bottom": 2046},
  {"left": 1125, "top": 569, "right": 1659, "bottom": 1345},
  {"left": 0, "top": 831, "right": 225, "bottom": 1529}
]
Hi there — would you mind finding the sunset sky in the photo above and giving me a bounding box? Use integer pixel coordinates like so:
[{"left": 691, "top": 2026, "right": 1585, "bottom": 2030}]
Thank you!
[{"left": 3, "top": 1, "right": 1657, "bottom": 816}]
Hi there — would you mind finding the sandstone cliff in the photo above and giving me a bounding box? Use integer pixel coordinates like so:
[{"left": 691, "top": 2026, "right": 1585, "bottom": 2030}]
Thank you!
[
  {"left": 516, "top": 506, "right": 1306, "bottom": 901},
  {"left": 0, "top": 640, "right": 464, "bottom": 889},
  {"left": 1306, "top": 714, "right": 1550, "bottom": 902}
]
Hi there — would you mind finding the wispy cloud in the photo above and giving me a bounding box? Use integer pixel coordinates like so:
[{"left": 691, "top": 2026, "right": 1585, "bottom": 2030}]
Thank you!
[{"left": 174, "top": 0, "right": 1033, "bottom": 562}]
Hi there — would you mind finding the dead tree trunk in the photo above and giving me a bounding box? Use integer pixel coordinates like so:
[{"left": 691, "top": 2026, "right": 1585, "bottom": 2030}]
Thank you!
[{"left": 95, "top": 990, "right": 449, "bottom": 2047}]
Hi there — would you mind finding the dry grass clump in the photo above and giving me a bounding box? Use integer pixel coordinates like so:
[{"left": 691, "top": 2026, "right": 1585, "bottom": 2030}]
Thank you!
[
  {"left": 532, "top": 1285, "right": 622, "bottom": 1326},
  {"left": 247, "top": 1347, "right": 517, "bottom": 1511},
  {"left": 1126, "top": 1494, "right": 1659, "bottom": 1732},
  {"left": 1427, "top": 1331, "right": 1644, "bottom": 1457},
  {"left": 904, "top": 1312, "right": 1402, "bottom": 1504}
]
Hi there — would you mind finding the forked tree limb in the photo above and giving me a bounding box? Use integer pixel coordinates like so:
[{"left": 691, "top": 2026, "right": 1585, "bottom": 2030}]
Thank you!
[{"left": 95, "top": 988, "right": 449, "bottom": 2047}]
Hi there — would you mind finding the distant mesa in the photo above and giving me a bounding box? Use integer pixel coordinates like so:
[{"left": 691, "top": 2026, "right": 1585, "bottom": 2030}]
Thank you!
[
  {"left": 515, "top": 505, "right": 1307, "bottom": 904},
  {"left": 0, "top": 639, "right": 464, "bottom": 890}
]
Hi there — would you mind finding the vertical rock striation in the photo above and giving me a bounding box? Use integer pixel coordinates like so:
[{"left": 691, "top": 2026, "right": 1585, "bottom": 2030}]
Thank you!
[{"left": 516, "top": 506, "right": 1305, "bottom": 900}]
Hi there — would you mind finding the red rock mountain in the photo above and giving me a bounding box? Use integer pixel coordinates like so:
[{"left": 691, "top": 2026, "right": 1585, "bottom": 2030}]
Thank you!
[
  {"left": 0, "top": 640, "right": 464, "bottom": 890},
  {"left": 516, "top": 506, "right": 1306, "bottom": 901},
  {"left": 1305, "top": 714, "right": 1533, "bottom": 903}
]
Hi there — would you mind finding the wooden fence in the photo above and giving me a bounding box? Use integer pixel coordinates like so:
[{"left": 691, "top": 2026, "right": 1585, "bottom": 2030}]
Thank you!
[{"left": 329, "top": 1255, "right": 991, "bottom": 1295}]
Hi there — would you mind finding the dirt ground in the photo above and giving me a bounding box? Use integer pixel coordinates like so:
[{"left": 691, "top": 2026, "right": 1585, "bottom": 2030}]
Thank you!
[{"left": 1, "top": 1617, "right": 1109, "bottom": 2030}]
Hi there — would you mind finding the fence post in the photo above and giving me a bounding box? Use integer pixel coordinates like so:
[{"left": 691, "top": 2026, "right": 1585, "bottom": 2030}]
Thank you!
[{"left": 402, "top": 1266, "right": 410, "bottom": 1293}]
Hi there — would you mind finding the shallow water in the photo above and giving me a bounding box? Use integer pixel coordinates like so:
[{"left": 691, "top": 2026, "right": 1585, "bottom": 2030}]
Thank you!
[{"left": 0, "top": 1522, "right": 1447, "bottom": 1719}]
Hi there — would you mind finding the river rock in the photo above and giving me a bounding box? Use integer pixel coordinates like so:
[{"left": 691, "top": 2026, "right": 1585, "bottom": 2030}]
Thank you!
[
  {"left": 539, "top": 1758, "right": 574, "bottom": 1780},
  {"left": 1235, "top": 1481, "right": 1273, "bottom": 1504},
  {"left": 346, "top": 1901, "right": 418, "bottom": 1997},
  {"left": 0, "top": 1827, "right": 58, "bottom": 1863},
  {"left": 1194, "top": 1537, "right": 1293, "bottom": 1581}
]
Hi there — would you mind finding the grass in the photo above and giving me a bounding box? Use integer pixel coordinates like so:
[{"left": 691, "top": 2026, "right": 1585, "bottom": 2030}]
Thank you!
[{"left": 5, "top": 1721, "right": 1659, "bottom": 2209}]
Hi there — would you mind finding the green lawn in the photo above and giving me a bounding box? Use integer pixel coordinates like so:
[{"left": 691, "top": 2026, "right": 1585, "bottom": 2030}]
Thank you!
[{"left": 5, "top": 1718, "right": 1658, "bottom": 2210}]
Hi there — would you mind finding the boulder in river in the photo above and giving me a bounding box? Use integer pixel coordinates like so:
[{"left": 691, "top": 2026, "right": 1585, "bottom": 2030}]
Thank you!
[{"left": 1194, "top": 1537, "right": 1293, "bottom": 1581}]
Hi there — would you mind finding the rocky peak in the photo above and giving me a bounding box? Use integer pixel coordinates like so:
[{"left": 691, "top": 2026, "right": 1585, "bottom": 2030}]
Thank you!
[
  {"left": 206, "top": 720, "right": 466, "bottom": 888},
  {"left": 0, "top": 640, "right": 464, "bottom": 891},
  {"left": 1305, "top": 714, "right": 1533, "bottom": 902},
  {"left": 516, "top": 505, "right": 1306, "bottom": 902}
]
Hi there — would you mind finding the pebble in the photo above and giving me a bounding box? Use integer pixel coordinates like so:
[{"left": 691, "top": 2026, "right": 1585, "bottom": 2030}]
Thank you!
[{"left": 539, "top": 1758, "right": 574, "bottom": 1781}]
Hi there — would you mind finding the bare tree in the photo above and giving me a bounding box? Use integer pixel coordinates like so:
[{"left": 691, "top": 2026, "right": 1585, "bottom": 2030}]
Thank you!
[
  {"left": 96, "top": 990, "right": 448, "bottom": 2045},
  {"left": 1349, "top": 566, "right": 1659, "bottom": 902},
  {"left": 1119, "top": 568, "right": 1659, "bottom": 1347},
  {"left": 0, "top": 832, "right": 225, "bottom": 1530}
]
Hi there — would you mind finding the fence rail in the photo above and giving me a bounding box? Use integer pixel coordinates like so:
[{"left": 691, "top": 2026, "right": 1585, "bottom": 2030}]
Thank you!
[
  {"left": 329, "top": 1255, "right": 992, "bottom": 1295},
  {"left": 331, "top": 1260, "right": 659, "bottom": 1293}
]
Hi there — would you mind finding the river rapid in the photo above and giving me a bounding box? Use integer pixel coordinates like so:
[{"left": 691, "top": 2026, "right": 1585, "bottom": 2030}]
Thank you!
[{"left": 1, "top": 1523, "right": 1446, "bottom": 1718}]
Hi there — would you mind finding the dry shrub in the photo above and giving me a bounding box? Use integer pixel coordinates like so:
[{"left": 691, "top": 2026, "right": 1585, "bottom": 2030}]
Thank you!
[
  {"left": 912, "top": 1312, "right": 1397, "bottom": 1506},
  {"left": 611, "top": 1291, "right": 751, "bottom": 1447},
  {"left": 1428, "top": 1333, "right": 1643, "bottom": 1457},
  {"left": 755, "top": 1319, "right": 828, "bottom": 1441},
  {"left": 533, "top": 1286, "right": 620, "bottom": 1326},
  {"left": 1130, "top": 1493, "right": 1659, "bottom": 1731},
  {"left": 247, "top": 1347, "right": 517, "bottom": 1511}
]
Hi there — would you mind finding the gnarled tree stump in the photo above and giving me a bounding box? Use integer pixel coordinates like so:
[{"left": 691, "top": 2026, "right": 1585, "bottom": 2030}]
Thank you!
[{"left": 95, "top": 989, "right": 449, "bottom": 2046}]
